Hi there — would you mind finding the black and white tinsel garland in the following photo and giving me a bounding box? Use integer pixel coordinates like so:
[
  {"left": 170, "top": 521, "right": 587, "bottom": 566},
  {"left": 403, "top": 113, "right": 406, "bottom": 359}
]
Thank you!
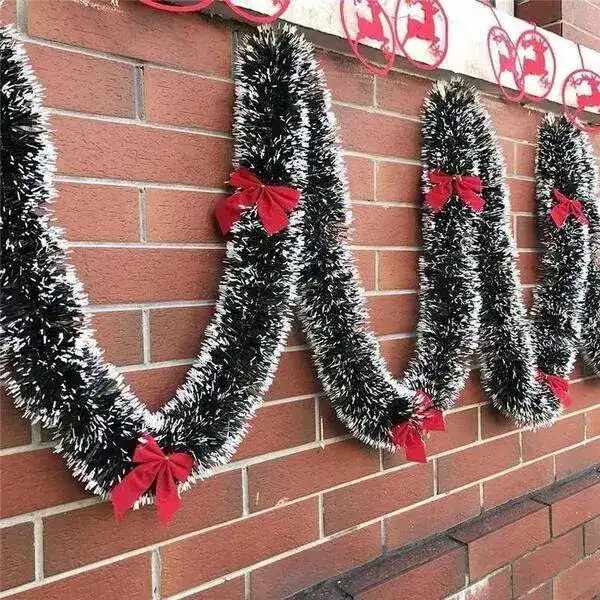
[
  {"left": 474, "top": 108, "right": 593, "bottom": 426},
  {"left": 0, "top": 23, "right": 314, "bottom": 506}
]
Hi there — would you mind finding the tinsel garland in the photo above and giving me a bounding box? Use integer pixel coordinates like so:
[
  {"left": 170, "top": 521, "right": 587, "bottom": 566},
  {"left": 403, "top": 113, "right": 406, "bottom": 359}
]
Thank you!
[{"left": 0, "top": 23, "right": 311, "bottom": 501}]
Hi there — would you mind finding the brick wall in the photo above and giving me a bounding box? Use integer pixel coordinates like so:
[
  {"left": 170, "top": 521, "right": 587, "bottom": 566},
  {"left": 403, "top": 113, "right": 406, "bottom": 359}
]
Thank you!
[
  {"left": 516, "top": 0, "right": 600, "bottom": 52},
  {"left": 0, "top": 2, "right": 599, "bottom": 599}
]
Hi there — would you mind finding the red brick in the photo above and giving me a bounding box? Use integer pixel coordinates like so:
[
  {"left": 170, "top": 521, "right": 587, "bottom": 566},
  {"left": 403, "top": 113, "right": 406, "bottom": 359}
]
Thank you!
[
  {"left": 149, "top": 306, "right": 213, "bottom": 362},
  {"left": 53, "top": 114, "right": 231, "bottom": 187},
  {"left": 92, "top": 310, "right": 143, "bottom": 366},
  {"left": 248, "top": 440, "right": 379, "bottom": 512},
  {"left": 533, "top": 473, "right": 600, "bottom": 536},
  {"left": 28, "top": 0, "right": 231, "bottom": 75},
  {"left": 515, "top": 0, "right": 563, "bottom": 25},
  {"left": 340, "top": 537, "right": 466, "bottom": 600},
  {"left": 377, "top": 161, "right": 422, "bottom": 204},
  {"left": 144, "top": 68, "right": 233, "bottom": 131},
  {"left": 43, "top": 470, "right": 241, "bottom": 575},
  {"left": 318, "top": 50, "right": 374, "bottom": 106},
  {"left": 123, "top": 365, "right": 188, "bottom": 411},
  {"left": 380, "top": 337, "right": 414, "bottom": 379},
  {"left": 267, "top": 350, "right": 321, "bottom": 401},
  {"left": 516, "top": 215, "right": 539, "bottom": 249},
  {"left": 185, "top": 578, "right": 245, "bottom": 600},
  {"left": 586, "top": 406, "right": 600, "bottom": 438},
  {"left": 0, "top": 0, "right": 16, "bottom": 22},
  {"left": 501, "top": 138, "right": 516, "bottom": 174},
  {"left": 385, "top": 485, "right": 481, "bottom": 550},
  {"left": 251, "top": 524, "right": 382, "bottom": 600},
  {"left": 353, "top": 250, "right": 376, "bottom": 290},
  {"left": 234, "top": 398, "right": 316, "bottom": 461},
  {"left": 513, "top": 528, "right": 584, "bottom": 596},
  {"left": 584, "top": 516, "right": 600, "bottom": 554},
  {"left": 509, "top": 177, "right": 536, "bottom": 213},
  {"left": 26, "top": 43, "right": 135, "bottom": 117},
  {"left": 483, "top": 457, "right": 554, "bottom": 510},
  {"left": 337, "top": 106, "right": 420, "bottom": 159},
  {"left": 518, "top": 251, "right": 540, "bottom": 285},
  {"left": 161, "top": 498, "right": 319, "bottom": 596},
  {"left": 458, "top": 372, "right": 487, "bottom": 407},
  {"left": 352, "top": 204, "right": 420, "bottom": 247},
  {"left": 569, "top": 378, "right": 600, "bottom": 411},
  {"left": 459, "top": 566, "right": 512, "bottom": 600},
  {"left": 366, "top": 293, "right": 418, "bottom": 336},
  {"left": 377, "top": 72, "right": 432, "bottom": 117},
  {"left": 483, "top": 97, "right": 542, "bottom": 142},
  {"left": 325, "top": 463, "right": 433, "bottom": 534},
  {"left": 555, "top": 438, "right": 600, "bottom": 480},
  {"left": 437, "top": 435, "right": 520, "bottom": 492},
  {"left": 517, "top": 581, "right": 553, "bottom": 600},
  {"left": 0, "top": 523, "right": 35, "bottom": 591},
  {"left": 346, "top": 156, "right": 375, "bottom": 200},
  {"left": 71, "top": 248, "right": 224, "bottom": 304},
  {"left": 0, "top": 390, "right": 30, "bottom": 449},
  {"left": 54, "top": 183, "right": 140, "bottom": 242},
  {"left": 378, "top": 250, "right": 420, "bottom": 290},
  {"left": 384, "top": 407, "right": 479, "bottom": 469},
  {"left": 553, "top": 551, "right": 600, "bottom": 600},
  {"left": 0, "top": 449, "right": 88, "bottom": 518},
  {"left": 480, "top": 403, "right": 521, "bottom": 439},
  {"left": 4, "top": 555, "right": 152, "bottom": 600},
  {"left": 451, "top": 499, "right": 550, "bottom": 580},
  {"left": 522, "top": 414, "right": 585, "bottom": 461},
  {"left": 515, "top": 143, "right": 537, "bottom": 177}
]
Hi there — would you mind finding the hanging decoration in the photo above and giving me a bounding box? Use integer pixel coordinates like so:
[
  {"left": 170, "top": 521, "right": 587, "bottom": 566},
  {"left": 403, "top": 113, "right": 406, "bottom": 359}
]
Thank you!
[
  {"left": 137, "top": 0, "right": 290, "bottom": 23},
  {"left": 562, "top": 45, "right": 600, "bottom": 134},
  {"left": 394, "top": 0, "right": 448, "bottom": 71},
  {"left": 339, "top": 0, "right": 396, "bottom": 76}
]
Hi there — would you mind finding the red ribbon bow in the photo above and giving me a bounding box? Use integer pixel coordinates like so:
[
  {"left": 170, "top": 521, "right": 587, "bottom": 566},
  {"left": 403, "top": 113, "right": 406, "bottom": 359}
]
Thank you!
[
  {"left": 550, "top": 190, "right": 589, "bottom": 228},
  {"left": 537, "top": 369, "right": 572, "bottom": 409},
  {"left": 389, "top": 392, "right": 446, "bottom": 463},
  {"left": 111, "top": 434, "right": 194, "bottom": 525},
  {"left": 215, "top": 167, "right": 301, "bottom": 236},
  {"left": 425, "top": 170, "right": 485, "bottom": 213}
]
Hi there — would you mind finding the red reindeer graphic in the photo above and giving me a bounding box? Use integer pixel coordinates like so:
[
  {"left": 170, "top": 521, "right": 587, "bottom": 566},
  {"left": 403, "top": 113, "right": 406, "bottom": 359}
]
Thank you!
[
  {"left": 406, "top": 0, "right": 439, "bottom": 43},
  {"left": 520, "top": 35, "right": 550, "bottom": 89},
  {"left": 573, "top": 73, "right": 600, "bottom": 116},
  {"left": 353, "top": 0, "right": 392, "bottom": 55}
]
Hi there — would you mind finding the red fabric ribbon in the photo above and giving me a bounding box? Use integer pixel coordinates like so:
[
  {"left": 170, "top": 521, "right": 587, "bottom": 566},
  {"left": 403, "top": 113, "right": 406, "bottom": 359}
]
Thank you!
[
  {"left": 537, "top": 370, "right": 572, "bottom": 408},
  {"left": 389, "top": 392, "right": 446, "bottom": 463},
  {"left": 111, "top": 434, "right": 194, "bottom": 525},
  {"left": 425, "top": 170, "right": 485, "bottom": 213},
  {"left": 550, "top": 190, "right": 589, "bottom": 228},
  {"left": 215, "top": 167, "right": 301, "bottom": 236}
]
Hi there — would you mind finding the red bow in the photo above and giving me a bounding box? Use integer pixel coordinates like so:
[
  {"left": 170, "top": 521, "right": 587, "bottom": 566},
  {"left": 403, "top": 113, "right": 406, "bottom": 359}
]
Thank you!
[
  {"left": 111, "top": 434, "right": 194, "bottom": 525},
  {"left": 550, "top": 190, "right": 589, "bottom": 228},
  {"left": 390, "top": 392, "right": 446, "bottom": 463},
  {"left": 425, "top": 170, "right": 485, "bottom": 213},
  {"left": 537, "top": 370, "right": 572, "bottom": 408},
  {"left": 215, "top": 167, "right": 301, "bottom": 236}
]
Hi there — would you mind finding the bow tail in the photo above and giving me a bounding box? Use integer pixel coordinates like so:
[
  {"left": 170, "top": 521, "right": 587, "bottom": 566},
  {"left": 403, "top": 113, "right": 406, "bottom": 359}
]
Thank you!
[
  {"left": 155, "top": 465, "right": 182, "bottom": 525},
  {"left": 403, "top": 428, "right": 428, "bottom": 463},
  {"left": 111, "top": 464, "right": 158, "bottom": 522},
  {"left": 257, "top": 196, "right": 292, "bottom": 235}
]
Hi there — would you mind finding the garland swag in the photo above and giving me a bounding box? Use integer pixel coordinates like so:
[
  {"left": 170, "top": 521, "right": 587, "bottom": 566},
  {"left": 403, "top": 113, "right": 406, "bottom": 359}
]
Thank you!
[{"left": 1, "top": 22, "right": 598, "bottom": 518}]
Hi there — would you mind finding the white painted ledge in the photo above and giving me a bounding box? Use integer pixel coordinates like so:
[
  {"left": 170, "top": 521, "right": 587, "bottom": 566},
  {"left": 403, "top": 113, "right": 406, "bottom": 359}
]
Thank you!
[{"left": 220, "top": 0, "right": 600, "bottom": 116}]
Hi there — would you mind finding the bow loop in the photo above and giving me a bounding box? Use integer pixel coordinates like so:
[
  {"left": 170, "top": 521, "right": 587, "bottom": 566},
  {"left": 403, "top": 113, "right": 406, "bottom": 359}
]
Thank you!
[
  {"left": 550, "top": 189, "right": 589, "bottom": 228},
  {"left": 425, "top": 170, "right": 485, "bottom": 213},
  {"left": 537, "top": 369, "right": 572, "bottom": 408},
  {"left": 216, "top": 167, "right": 301, "bottom": 236},
  {"left": 111, "top": 434, "right": 194, "bottom": 525},
  {"left": 390, "top": 391, "right": 446, "bottom": 463}
]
